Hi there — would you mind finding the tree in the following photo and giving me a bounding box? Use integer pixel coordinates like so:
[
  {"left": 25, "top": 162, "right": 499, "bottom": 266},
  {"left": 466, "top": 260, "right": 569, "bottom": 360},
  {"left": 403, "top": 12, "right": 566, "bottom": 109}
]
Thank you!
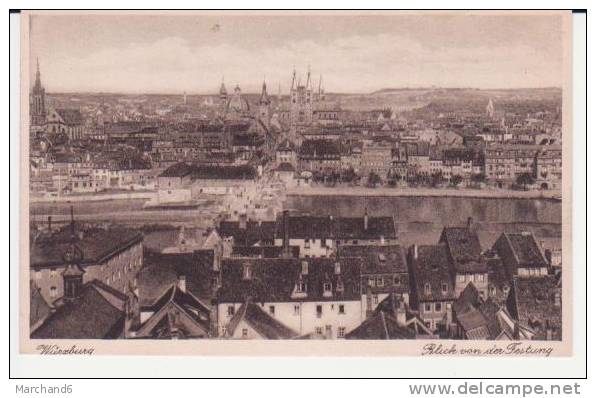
[
  {"left": 516, "top": 173, "right": 536, "bottom": 190},
  {"left": 430, "top": 171, "right": 444, "bottom": 188},
  {"left": 367, "top": 172, "right": 382, "bottom": 188},
  {"left": 449, "top": 174, "right": 463, "bottom": 187},
  {"left": 470, "top": 173, "right": 486, "bottom": 187}
]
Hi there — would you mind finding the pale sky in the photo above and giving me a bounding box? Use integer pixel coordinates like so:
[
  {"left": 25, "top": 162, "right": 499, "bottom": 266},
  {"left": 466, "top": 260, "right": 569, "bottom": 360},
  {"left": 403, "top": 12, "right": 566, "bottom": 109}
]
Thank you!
[{"left": 29, "top": 12, "right": 565, "bottom": 94}]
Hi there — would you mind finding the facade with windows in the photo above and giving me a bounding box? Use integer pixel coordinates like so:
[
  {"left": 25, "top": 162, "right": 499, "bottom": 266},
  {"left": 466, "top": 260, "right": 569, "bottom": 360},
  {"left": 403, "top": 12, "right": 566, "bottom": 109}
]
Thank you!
[{"left": 30, "top": 226, "right": 143, "bottom": 303}]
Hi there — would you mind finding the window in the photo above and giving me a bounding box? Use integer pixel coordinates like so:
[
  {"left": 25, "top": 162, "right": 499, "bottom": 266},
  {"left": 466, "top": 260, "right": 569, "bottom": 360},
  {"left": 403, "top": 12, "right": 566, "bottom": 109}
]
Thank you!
[
  {"left": 50, "top": 268, "right": 57, "bottom": 278},
  {"left": 424, "top": 303, "right": 431, "bottom": 313},
  {"left": 337, "top": 327, "right": 346, "bottom": 338},
  {"left": 368, "top": 278, "right": 375, "bottom": 287},
  {"left": 304, "top": 240, "right": 310, "bottom": 249},
  {"left": 221, "top": 326, "right": 228, "bottom": 336},
  {"left": 489, "top": 286, "right": 496, "bottom": 296},
  {"left": 338, "top": 304, "right": 345, "bottom": 314},
  {"left": 424, "top": 283, "right": 431, "bottom": 294},
  {"left": 373, "top": 295, "right": 379, "bottom": 304},
  {"left": 393, "top": 275, "right": 400, "bottom": 285},
  {"left": 435, "top": 302, "right": 442, "bottom": 312},
  {"left": 297, "top": 281, "right": 307, "bottom": 293},
  {"left": 376, "top": 277, "right": 384, "bottom": 287},
  {"left": 325, "top": 325, "right": 332, "bottom": 335},
  {"left": 242, "top": 328, "right": 248, "bottom": 338},
  {"left": 227, "top": 305, "right": 235, "bottom": 316},
  {"left": 49, "top": 286, "right": 57, "bottom": 298},
  {"left": 269, "top": 305, "right": 275, "bottom": 315},
  {"left": 477, "top": 274, "right": 485, "bottom": 282},
  {"left": 316, "top": 305, "right": 323, "bottom": 318},
  {"left": 315, "top": 327, "right": 323, "bottom": 335},
  {"left": 458, "top": 275, "right": 465, "bottom": 283},
  {"left": 323, "top": 282, "right": 332, "bottom": 292},
  {"left": 441, "top": 283, "right": 448, "bottom": 294},
  {"left": 293, "top": 304, "right": 300, "bottom": 315}
]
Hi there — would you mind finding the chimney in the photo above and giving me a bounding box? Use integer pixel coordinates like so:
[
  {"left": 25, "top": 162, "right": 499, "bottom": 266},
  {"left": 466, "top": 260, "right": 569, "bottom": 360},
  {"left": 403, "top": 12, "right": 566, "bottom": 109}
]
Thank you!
[
  {"left": 47, "top": 216, "right": 52, "bottom": 232},
  {"left": 413, "top": 244, "right": 418, "bottom": 260},
  {"left": 365, "top": 286, "right": 373, "bottom": 318},
  {"left": 467, "top": 217, "right": 473, "bottom": 229},
  {"left": 177, "top": 275, "right": 187, "bottom": 293},
  {"left": 209, "top": 298, "right": 219, "bottom": 338},
  {"left": 282, "top": 210, "right": 290, "bottom": 257},
  {"left": 364, "top": 207, "right": 369, "bottom": 231}
]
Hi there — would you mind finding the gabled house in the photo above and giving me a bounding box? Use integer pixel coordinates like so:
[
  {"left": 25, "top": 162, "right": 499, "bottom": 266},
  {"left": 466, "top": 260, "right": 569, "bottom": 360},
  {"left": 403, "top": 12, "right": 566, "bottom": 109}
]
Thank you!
[
  {"left": 452, "top": 283, "right": 517, "bottom": 340},
  {"left": 224, "top": 300, "right": 299, "bottom": 339},
  {"left": 508, "top": 275, "right": 561, "bottom": 340},
  {"left": 439, "top": 220, "right": 488, "bottom": 298},
  {"left": 31, "top": 273, "right": 139, "bottom": 340},
  {"left": 407, "top": 244, "right": 456, "bottom": 333},
  {"left": 216, "top": 256, "right": 362, "bottom": 339},
  {"left": 492, "top": 232, "right": 550, "bottom": 280},
  {"left": 338, "top": 244, "right": 410, "bottom": 318},
  {"left": 135, "top": 277, "right": 211, "bottom": 339}
]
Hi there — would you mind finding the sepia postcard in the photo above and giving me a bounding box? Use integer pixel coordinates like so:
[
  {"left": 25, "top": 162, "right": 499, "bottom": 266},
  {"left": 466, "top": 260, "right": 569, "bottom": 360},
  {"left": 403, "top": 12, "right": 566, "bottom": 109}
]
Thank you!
[{"left": 19, "top": 10, "right": 574, "bottom": 358}]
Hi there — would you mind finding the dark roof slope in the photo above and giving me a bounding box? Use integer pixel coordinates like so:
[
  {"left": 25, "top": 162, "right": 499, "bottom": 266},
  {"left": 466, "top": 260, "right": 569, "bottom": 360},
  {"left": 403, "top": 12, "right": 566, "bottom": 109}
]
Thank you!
[
  {"left": 410, "top": 244, "right": 456, "bottom": 302},
  {"left": 218, "top": 257, "right": 362, "bottom": 303},
  {"left": 345, "top": 311, "right": 415, "bottom": 340},
  {"left": 227, "top": 302, "right": 298, "bottom": 339},
  {"left": 136, "top": 251, "right": 215, "bottom": 306},
  {"left": 31, "top": 227, "right": 142, "bottom": 268},
  {"left": 31, "top": 280, "right": 126, "bottom": 339},
  {"left": 440, "top": 227, "right": 487, "bottom": 273}
]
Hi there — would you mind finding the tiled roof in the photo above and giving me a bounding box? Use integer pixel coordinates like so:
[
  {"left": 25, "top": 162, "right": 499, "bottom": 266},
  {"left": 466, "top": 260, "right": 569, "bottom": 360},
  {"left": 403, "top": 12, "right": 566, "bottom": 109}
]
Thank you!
[
  {"left": 338, "top": 244, "right": 407, "bottom": 274},
  {"left": 493, "top": 232, "right": 548, "bottom": 269},
  {"left": 409, "top": 244, "right": 456, "bottom": 302},
  {"left": 227, "top": 302, "right": 298, "bottom": 339},
  {"left": 144, "top": 284, "right": 211, "bottom": 332},
  {"left": 440, "top": 227, "right": 487, "bottom": 273},
  {"left": 55, "top": 108, "right": 83, "bottom": 126},
  {"left": 345, "top": 311, "right": 415, "bottom": 340},
  {"left": 273, "top": 215, "right": 396, "bottom": 240},
  {"left": 136, "top": 251, "right": 216, "bottom": 306},
  {"left": 218, "top": 220, "right": 276, "bottom": 246},
  {"left": 217, "top": 257, "right": 362, "bottom": 303},
  {"left": 31, "top": 280, "right": 126, "bottom": 339},
  {"left": 510, "top": 275, "right": 561, "bottom": 340},
  {"left": 30, "top": 227, "right": 142, "bottom": 268},
  {"left": 299, "top": 139, "right": 341, "bottom": 158}
]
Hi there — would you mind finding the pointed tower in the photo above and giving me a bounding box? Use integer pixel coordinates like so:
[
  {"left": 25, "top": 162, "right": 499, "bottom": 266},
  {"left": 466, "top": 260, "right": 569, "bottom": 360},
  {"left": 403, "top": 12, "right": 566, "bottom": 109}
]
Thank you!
[
  {"left": 259, "top": 79, "right": 271, "bottom": 127},
  {"left": 30, "top": 57, "right": 46, "bottom": 126},
  {"left": 219, "top": 77, "right": 228, "bottom": 106},
  {"left": 486, "top": 98, "right": 495, "bottom": 118}
]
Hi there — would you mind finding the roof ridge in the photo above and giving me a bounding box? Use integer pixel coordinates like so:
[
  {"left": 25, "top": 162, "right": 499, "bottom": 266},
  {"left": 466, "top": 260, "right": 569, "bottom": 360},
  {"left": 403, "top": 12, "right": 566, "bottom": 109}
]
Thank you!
[{"left": 380, "top": 311, "right": 390, "bottom": 340}]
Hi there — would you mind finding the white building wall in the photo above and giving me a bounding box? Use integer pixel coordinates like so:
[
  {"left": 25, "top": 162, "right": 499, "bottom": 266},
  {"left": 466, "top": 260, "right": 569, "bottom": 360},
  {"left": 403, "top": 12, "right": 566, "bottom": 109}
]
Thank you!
[{"left": 218, "top": 300, "right": 362, "bottom": 339}]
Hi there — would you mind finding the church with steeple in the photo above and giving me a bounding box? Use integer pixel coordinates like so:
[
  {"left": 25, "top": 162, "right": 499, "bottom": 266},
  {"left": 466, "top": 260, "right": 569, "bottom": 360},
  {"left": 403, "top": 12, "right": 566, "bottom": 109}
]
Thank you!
[{"left": 30, "top": 58, "right": 46, "bottom": 128}]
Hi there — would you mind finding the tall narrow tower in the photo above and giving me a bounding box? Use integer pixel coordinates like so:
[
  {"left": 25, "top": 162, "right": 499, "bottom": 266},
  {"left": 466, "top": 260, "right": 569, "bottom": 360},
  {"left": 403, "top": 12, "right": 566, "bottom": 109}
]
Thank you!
[
  {"left": 258, "top": 79, "right": 271, "bottom": 127},
  {"left": 30, "top": 58, "right": 46, "bottom": 126}
]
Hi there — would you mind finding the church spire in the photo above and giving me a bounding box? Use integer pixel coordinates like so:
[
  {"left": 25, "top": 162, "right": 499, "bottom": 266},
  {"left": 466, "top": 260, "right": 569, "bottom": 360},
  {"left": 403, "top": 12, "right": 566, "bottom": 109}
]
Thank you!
[
  {"left": 260, "top": 79, "right": 270, "bottom": 105},
  {"left": 33, "top": 57, "right": 43, "bottom": 91},
  {"left": 306, "top": 64, "right": 312, "bottom": 90}
]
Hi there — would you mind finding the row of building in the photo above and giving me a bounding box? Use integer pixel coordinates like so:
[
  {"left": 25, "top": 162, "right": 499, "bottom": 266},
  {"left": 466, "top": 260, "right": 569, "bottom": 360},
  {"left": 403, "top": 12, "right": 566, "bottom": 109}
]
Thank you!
[{"left": 29, "top": 210, "right": 562, "bottom": 341}]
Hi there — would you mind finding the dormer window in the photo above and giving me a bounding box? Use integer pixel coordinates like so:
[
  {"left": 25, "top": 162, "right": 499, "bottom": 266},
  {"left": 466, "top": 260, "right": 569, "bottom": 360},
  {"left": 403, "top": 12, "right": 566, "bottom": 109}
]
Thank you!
[
  {"left": 336, "top": 279, "right": 344, "bottom": 292},
  {"left": 323, "top": 282, "right": 332, "bottom": 292},
  {"left": 378, "top": 253, "right": 386, "bottom": 263},
  {"left": 301, "top": 261, "right": 309, "bottom": 275},
  {"left": 242, "top": 263, "right": 252, "bottom": 280},
  {"left": 334, "top": 262, "right": 341, "bottom": 275},
  {"left": 441, "top": 283, "right": 448, "bottom": 294},
  {"left": 297, "top": 281, "right": 307, "bottom": 293}
]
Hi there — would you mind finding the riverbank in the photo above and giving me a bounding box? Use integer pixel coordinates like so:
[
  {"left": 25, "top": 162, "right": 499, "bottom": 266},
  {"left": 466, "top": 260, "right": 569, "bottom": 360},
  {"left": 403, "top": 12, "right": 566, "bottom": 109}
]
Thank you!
[{"left": 286, "top": 185, "right": 562, "bottom": 200}]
